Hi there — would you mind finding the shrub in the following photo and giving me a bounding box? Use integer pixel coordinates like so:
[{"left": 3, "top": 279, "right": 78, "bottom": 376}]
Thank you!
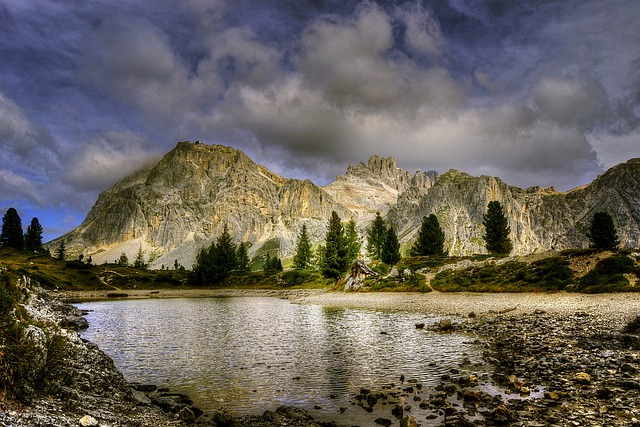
[{"left": 576, "top": 256, "right": 639, "bottom": 293}]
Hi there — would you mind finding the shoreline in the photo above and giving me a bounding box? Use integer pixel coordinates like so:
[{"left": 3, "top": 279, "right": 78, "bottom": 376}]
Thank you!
[{"left": 64, "top": 287, "right": 640, "bottom": 320}]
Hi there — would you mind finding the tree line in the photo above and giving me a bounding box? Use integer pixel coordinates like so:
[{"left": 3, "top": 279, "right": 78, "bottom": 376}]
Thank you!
[{"left": 1, "top": 203, "right": 621, "bottom": 286}]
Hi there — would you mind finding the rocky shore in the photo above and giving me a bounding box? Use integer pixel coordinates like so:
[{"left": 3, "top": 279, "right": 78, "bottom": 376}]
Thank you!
[{"left": 4, "top": 289, "right": 640, "bottom": 426}]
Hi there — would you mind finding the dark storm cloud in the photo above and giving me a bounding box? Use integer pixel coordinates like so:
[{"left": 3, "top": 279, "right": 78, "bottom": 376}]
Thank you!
[{"left": 1, "top": 0, "right": 639, "bottom": 236}]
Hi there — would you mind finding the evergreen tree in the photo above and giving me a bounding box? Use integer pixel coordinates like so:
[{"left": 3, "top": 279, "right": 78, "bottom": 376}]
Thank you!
[
  {"left": 293, "top": 224, "right": 313, "bottom": 269},
  {"left": 411, "top": 214, "right": 446, "bottom": 256},
  {"left": 344, "top": 218, "right": 361, "bottom": 266},
  {"left": 133, "top": 246, "right": 147, "bottom": 269},
  {"left": 24, "top": 217, "right": 44, "bottom": 252},
  {"left": 264, "top": 253, "right": 283, "bottom": 273},
  {"left": 1, "top": 207, "right": 23, "bottom": 250},
  {"left": 56, "top": 240, "right": 66, "bottom": 260},
  {"left": 117, "top": 252, "right": 129, "bottom": 267},
  {"left": 321, "top": 211, "right": 348, "bottom": 279},
  {"left": 587, "top": 211, "right": 619, "bottom": 250},
  {"left": 483, "top": 201, "right": 513, "bottom": 255},
  {"left": 236, "top": 242, "right": 250, "bottom": 272},
  {"left": 366, "top": 212, "right": 386, "bottom": 260},
  {"left": 381, "top": 225, "right": 401, "bottom": 265},
  {"left": 212, "top": 224, "right": 237, "bottom": 279}
]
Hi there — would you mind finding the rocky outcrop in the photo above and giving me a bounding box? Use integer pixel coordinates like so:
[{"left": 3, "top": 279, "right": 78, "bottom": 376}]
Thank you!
[{"left": 50, "top": 140, "right": 640, "bottom": 266}]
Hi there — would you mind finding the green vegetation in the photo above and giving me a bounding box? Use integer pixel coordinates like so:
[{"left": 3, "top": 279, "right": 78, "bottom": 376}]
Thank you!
[
  {"left": 411, "top": 214, "right": 446, "bottom": 256},
  {"left": 1, "top": 208, "right": 24, "bottom": 250},
  {"left": 576, "top": 255, "right": 640, "bottom": 293},
  {"left": 381, "top": 225, "right": 401, "bottom": 265},
  {"left": 587, "top": 211, "right": 620, "bottom": 250},
  {"left": 293, "top": 224, "right": 313, "bottom": 269},
  {"left": 483, "top": 201, "right": 513, "bottom": 255},
  {"left": 431, "top": 257, "right": 574, "bottom": 292},
  {"left": 321, "top": 211, "right": 349, "bottom": 279},
  {"left": 366, "top": 212, "right": 386, "bottom": 260}
]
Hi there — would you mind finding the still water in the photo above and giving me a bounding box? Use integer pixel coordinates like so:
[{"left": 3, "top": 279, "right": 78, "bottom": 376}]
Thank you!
[{"left": 77, "top": 297, "right": 483, "bottom": 421}]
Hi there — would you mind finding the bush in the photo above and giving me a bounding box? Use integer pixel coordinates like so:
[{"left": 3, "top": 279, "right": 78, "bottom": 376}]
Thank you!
[
  {"left": 576, "top": 256, "right": 639, "bottom": 293},
  {"left": 281, "top": 269, "right": 315, "bottom": 286}
]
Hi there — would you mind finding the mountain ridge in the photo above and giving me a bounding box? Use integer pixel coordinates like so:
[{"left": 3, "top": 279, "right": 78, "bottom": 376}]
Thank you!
[{"left": 52, "top": 141, "right": 640, "bottom": 268}]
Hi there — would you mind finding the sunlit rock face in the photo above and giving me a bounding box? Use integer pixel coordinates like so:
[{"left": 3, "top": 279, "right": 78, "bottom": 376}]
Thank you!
[{"left": 53, "top": 141, "right": 640, "bottom": 267}]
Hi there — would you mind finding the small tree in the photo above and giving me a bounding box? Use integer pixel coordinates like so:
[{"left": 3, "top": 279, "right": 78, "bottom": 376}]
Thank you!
[
  {"left": 213, "top": 224, "right": 237, "bottom": 278},
  {"left": 411, "top": 214, "right": 446, "bottom": 256},
  {"left": 483, "top": 201, "right": 512, "bottom": 255},
  {"left": 344, "top": 219, "right": 361, "bottom": 266},
  {"left": 322, "top": 211, "right": 348, "bottom": 279},
  {"left": 293, "top": 224, "right": 313, "bottom": 269},
  {"left": 236, "top": 242, "right": 250, "bottom": 272},
  {"left": 117, "top": 252, "right": 129, "bottom": 267},
  {"left": 587, "top": 211, "right": 619, "bottom": 250},
  {"left": 366, "top": 212, "right": 386, "bottom": 260},
  {"left": 24, "top": 217, "right": 44, "bottom": 252},
  {"left": 264, "top": 253, "right": 283, "bottom": 273},
  {"left": 133, "top": 246, "right": 147, "bottom": 269},
  {"left": 381, "top": 225, "right": 401, "bottom": 265},
  {"left": 1, "top": 207, "right": 23, "bottom": 250},
  {"left": 56, "top": 240, "right": 66, "bottom": 260}
]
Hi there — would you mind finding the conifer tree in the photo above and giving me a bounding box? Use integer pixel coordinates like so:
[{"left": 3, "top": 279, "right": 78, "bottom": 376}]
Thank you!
[
  {"left": 212, "top": 224, "right": 237, "bottom": 280},
  {"left": 344, "top": 219, "right": 361, "bottom": 266},
  {"left": 133, "top": 246, "right": 147, "bottom": 269},
  {"left": 1, "top": 207, "right": 23, "bottom": 250},
  {"left": 587, "top": 211, "right": 619, "bottom": 250},
  {"left": 322, "top": 211, "right": 348, "bottom": 279},
  {"left": 483, "top": 201, "right": 512, "bottom": 255},
  {"left": 293, "top": 224, "right": 313, "bottom": 269},
  {"left": 366, "top": 212, "right": 386, "bottom": 260},
  {"left": 117, "top": 252, "right": 129, "bottom": 266},
  {"left": 236, "top": 242, "right": 250, "bottom": 272},
  {"left": 411, "top": 214, "right": 446, "bottom": 256},
  {"left": 56, "top": 240, "right": 66, "bottom": 260},
  {"left": 381, "top": 225, "right": 401, "bottom": 265},
  {"left": 24, "top": 217, "right": 44, "bottom": 252}
]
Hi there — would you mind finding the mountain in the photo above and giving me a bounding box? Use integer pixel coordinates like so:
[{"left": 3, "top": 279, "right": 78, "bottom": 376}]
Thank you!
[{"left": 53, "top": 141, "right": 640, "bottom": 268}]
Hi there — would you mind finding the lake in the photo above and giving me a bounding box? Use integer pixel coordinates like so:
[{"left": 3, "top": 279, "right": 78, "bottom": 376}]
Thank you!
[{"left": 76, "top": 296, "right": 485, "bottom": 423}]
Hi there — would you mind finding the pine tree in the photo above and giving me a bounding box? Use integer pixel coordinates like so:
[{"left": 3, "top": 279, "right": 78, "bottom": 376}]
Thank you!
[
  {"left": 322, "top": 211, "right": 348, "bottom": 279},
  {"left": 381, "top": 225, "right": 401, "bottom": 265},
  {"left": 344, "top": 218, "right": 361, "bottom": 266},
  {"left": 24, "top": 217, "right": 44, "bottom": 252},
  {"left": 56, "top": 240, "right": 66, "bottom": 260},
  {"left": 133, "top": 246, "right": 147, "bottom": 269},
  {"left": 293, "top": 224, "right": 313, "bottom": 269},
  {"left": 587, "top": 211, "right": 619, "bottom": 250},
  {"left": 1, "top": 207, "right": 23, "bottom": 250},
  {"left": 236, "top": 242, "right": 250, "bottom": 272},
  {"left": 212, "top": 224, "right": 237, "bottom": 280},
  {"left": 366, "top": 212, "right": 386, "bottom": 260},
  {"left": 483, "top": 201, "right": 513, "bottom": 255},
  {"left": 117, "top": 252, "right": 129, "bottom": 267},
  {"left": 411, "top": 214, "right": 446, "bottom": 256}
]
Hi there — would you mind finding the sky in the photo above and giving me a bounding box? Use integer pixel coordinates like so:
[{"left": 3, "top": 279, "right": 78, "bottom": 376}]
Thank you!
[{"left": 1, "top": 0, "right": 639, "bottom": 241}]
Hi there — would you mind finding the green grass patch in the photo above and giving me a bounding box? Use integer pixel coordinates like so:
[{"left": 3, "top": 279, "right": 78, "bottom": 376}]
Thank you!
[
  {"left": 575, "top": 255, "right": 640, "bottom": 293},
  {"left": 431, "top": 257, "right": 574, "bottom": 292}
]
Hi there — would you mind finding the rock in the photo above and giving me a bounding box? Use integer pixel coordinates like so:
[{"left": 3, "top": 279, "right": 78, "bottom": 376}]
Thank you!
[
  {"left": 437, "top": 318, "right": 453, "bottom": 331},
  {"left": 400, "top": 415, "right": 418, "bottom": 427},
  {"left": 415, "top": 322, "right": 425, "bottom": 329},
  {"left": 392, "top": 404, "right": 404, "bottom": 419},
  {"left": 575, "top": 372, "right": 592, "bottom": 384},
  {"left": 374, "top": 418, "right": 393, "bottom": 426},
  {"left": 79, "top": 415, "right": 98, "bottom": 427},
  {"left": 178, "top": 406, "right": 196, "bottom": 423},
  {"left": 131, "top": 389, "right": 152, "bottom": 406}
]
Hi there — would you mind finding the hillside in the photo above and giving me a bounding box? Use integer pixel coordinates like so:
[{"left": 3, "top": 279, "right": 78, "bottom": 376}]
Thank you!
[{"left": 50, "top": 141, "right": 640, "bottom": 269}]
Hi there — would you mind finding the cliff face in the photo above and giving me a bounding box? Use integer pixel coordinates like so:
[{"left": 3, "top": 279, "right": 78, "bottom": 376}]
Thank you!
[{"left": 54, "top": 141, "right": 640, "bottom": 267}]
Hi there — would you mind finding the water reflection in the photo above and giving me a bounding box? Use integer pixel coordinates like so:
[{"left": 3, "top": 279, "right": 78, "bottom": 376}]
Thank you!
[{"left": 77, "top": 297, "right": 482, "bottom": 417}]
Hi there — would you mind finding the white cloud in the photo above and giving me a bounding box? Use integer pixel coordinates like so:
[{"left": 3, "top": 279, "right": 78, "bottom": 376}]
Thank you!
[
  {"left": 0, "top": 169, "right": 44, "bottom": 204},
  {"left": 397, "top": 1, "right": 443, "bottom": 56}
]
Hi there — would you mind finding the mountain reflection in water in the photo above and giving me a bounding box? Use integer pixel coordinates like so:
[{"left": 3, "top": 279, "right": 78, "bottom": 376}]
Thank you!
[{"left": 76, "top": 297, "right": 483, "bottom": 418}]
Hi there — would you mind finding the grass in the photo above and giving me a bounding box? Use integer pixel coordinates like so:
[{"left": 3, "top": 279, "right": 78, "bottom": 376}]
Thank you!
[
  {"left": 431, "top": 256, "right": 575, "bottom": 292},
  {"left": 575, "top": 255, "right": 640, "bottom": 293}
]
